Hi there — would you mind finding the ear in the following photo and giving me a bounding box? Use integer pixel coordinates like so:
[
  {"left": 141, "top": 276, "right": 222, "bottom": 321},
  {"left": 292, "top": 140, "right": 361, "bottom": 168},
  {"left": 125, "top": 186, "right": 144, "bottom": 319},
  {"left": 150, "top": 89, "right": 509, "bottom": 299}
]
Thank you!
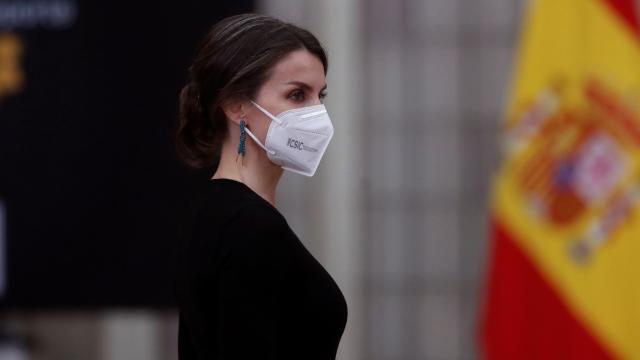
[{"left": 220, "top": 98, "right": 249, "bottom": 126}]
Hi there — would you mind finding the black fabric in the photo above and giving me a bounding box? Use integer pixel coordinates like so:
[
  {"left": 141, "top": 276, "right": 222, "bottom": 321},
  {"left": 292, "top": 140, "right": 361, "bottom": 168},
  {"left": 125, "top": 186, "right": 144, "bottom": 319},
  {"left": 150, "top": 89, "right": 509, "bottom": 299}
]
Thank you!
[{"left": 177, "top": 178, "right": 348, "bottom": 359}]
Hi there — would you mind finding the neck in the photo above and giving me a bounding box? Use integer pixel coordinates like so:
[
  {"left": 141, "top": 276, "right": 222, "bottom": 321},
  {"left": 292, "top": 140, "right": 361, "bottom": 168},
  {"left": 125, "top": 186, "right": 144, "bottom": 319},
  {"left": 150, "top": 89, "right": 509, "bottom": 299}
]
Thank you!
[{"left": 212, "top": 136, "right": 283, "bottom": 207}]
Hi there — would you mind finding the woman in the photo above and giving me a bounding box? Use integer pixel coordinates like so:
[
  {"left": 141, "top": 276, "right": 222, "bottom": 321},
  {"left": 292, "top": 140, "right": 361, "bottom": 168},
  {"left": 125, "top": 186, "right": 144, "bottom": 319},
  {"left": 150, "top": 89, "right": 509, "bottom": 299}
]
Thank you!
[{"left": 175, "top": 13, "right": 348, "bottom": 359}]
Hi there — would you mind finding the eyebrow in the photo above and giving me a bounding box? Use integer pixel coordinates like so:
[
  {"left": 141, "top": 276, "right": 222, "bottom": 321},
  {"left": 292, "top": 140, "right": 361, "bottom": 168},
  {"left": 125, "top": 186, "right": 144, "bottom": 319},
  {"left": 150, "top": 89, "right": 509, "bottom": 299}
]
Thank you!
[{"left": 283, "top": 80, "right": 327, "bottom": 92}]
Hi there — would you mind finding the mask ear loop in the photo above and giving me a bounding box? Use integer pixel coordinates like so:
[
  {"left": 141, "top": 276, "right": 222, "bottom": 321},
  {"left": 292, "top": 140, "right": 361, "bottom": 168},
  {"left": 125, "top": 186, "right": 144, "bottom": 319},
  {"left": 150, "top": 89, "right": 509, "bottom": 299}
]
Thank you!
[
  {"left": 250, "top": 100, "right": 283, "bottom": 125},
  {"left": 244, "top": 127, "right": 276, "bottom": 155},
  {"left": 243, "top": 100, "right": 278, "bottom": 155}
]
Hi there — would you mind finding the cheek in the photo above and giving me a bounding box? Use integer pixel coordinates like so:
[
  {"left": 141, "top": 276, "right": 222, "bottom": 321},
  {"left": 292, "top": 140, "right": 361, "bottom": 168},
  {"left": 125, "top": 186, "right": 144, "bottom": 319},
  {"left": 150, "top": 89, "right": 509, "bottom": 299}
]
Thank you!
[
  {"left": 250, "top": 91, "right": 290, "bottom": 143},
  {"left": 252, "top": 117, "right": 272, "bottom": 144}
]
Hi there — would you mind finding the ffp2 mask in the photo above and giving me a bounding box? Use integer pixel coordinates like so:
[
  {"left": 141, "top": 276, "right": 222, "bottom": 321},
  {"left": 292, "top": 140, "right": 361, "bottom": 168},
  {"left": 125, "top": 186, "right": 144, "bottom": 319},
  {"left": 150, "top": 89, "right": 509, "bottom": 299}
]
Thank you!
[{"left": 243, "top": 100, "right": 334, "bottom": 177}]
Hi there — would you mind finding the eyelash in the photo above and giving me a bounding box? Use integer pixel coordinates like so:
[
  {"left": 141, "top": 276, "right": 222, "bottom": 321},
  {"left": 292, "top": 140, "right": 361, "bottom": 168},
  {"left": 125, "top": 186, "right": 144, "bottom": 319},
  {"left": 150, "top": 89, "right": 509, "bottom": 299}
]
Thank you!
[{"left": 288, "top": 89, "right": 328, "bottom": 102}]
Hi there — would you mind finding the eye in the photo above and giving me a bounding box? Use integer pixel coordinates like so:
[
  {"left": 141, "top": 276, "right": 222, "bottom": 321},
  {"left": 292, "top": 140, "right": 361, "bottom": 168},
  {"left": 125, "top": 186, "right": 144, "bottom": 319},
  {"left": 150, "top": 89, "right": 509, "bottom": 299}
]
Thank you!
[
  {"left": 288, "top": 89, "right": 305, "bottom": 102},
  {"left": 319, "top": 90, "right": 328, "bottom": 102}
]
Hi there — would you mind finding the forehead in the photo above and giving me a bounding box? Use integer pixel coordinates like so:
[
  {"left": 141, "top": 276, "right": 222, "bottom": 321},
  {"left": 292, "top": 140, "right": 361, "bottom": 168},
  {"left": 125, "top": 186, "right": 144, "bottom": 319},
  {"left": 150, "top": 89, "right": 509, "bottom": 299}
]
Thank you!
[{"left": 267, "top": 49, "right": 326, "bottom": 86}]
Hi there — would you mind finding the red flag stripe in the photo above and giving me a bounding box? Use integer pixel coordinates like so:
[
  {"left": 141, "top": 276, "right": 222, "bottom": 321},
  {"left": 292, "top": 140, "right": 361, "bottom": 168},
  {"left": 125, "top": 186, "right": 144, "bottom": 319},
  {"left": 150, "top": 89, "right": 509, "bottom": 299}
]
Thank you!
[
  {"left": 479, "top": 219, "right": 615, "bottom": 359},
  {"left": 601, "top": 0, "right": 640, "bottom": 38}
]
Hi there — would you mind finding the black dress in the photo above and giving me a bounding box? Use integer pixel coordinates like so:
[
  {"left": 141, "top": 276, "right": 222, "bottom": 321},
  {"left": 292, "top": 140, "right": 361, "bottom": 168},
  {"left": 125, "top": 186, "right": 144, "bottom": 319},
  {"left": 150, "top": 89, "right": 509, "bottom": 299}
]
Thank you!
[{"left": 177, "top": 178, "right": 348, "bottom": 359}]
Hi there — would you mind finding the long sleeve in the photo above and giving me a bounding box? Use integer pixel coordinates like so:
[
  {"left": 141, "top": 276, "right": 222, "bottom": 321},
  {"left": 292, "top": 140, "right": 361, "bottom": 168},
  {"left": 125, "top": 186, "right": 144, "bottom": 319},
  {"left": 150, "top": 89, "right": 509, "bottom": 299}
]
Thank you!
[{"left": 213, "top": 204, "right": 294, "bottom": 359}]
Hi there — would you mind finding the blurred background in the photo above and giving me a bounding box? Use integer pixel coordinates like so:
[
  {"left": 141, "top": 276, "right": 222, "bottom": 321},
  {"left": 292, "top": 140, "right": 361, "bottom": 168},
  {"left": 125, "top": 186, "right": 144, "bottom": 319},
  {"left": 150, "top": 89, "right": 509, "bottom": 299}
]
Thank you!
[{"left": 1, "top": 0, "right": 637, "bottom": 359}]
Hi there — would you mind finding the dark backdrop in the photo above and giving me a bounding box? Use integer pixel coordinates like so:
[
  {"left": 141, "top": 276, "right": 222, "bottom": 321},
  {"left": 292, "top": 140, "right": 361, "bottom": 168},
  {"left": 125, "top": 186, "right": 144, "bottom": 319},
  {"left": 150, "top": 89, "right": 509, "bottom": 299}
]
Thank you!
[{"left": 0, "top": 0, "right": 253, "bottom": 308}]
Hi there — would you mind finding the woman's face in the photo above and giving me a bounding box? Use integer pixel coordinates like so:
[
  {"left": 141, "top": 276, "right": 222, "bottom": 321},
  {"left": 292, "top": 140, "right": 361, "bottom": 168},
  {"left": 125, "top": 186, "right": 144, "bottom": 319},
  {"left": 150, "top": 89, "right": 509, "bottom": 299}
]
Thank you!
[{"left": 245, "top": 48, "right": 327, "bottom": 144}]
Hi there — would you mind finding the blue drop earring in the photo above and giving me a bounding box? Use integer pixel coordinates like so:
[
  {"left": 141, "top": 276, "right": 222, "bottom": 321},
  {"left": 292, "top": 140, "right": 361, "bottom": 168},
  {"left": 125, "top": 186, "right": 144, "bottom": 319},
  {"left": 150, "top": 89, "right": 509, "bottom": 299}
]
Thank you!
[{"left": 237, "top": 119, "right": 247, "bottom": 159}]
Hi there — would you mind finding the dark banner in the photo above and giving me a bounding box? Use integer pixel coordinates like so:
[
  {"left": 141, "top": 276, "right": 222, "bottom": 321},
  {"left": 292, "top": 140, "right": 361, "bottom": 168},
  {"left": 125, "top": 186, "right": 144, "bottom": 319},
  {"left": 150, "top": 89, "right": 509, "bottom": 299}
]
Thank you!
[{"left": 0, "top": 0, "right": 252, "bottom": 308}]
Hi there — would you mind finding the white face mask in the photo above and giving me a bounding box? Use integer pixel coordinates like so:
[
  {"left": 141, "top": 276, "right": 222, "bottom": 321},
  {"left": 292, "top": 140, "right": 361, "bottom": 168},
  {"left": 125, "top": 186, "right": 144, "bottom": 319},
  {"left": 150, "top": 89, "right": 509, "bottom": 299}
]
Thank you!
[{"left": 243, "top": 100, "right": 334, "bottom": 177}]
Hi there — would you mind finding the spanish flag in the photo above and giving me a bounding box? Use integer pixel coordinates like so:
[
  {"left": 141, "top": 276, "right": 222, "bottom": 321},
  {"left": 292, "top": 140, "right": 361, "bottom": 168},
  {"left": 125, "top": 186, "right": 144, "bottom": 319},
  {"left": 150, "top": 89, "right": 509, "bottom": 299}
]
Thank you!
[{"left": 480, "top": 0, "right": 640, "bottom": 359}]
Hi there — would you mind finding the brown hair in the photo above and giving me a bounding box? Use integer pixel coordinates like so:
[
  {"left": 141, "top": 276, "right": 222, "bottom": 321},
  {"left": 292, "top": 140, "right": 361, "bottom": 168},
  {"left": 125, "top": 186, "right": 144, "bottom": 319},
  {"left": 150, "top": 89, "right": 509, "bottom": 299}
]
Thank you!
[{"left": 175, "top": 13, "right": 328, "bottom": 169}]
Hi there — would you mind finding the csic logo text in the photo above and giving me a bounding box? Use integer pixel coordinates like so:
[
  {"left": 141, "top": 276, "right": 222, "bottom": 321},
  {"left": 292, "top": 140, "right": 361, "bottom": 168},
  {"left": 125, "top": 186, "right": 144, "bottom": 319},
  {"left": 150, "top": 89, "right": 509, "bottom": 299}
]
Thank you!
[{"left": 287, "top": 138, "right": 304, "bottom": 151}]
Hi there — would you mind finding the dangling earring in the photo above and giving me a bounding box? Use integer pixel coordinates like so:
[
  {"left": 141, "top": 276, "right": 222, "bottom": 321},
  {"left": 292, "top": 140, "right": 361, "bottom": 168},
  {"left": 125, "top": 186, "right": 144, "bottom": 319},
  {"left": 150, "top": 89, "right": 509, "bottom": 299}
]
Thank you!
[{"left": 237, "top": 119, "right": 247, "bottom": 163}]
